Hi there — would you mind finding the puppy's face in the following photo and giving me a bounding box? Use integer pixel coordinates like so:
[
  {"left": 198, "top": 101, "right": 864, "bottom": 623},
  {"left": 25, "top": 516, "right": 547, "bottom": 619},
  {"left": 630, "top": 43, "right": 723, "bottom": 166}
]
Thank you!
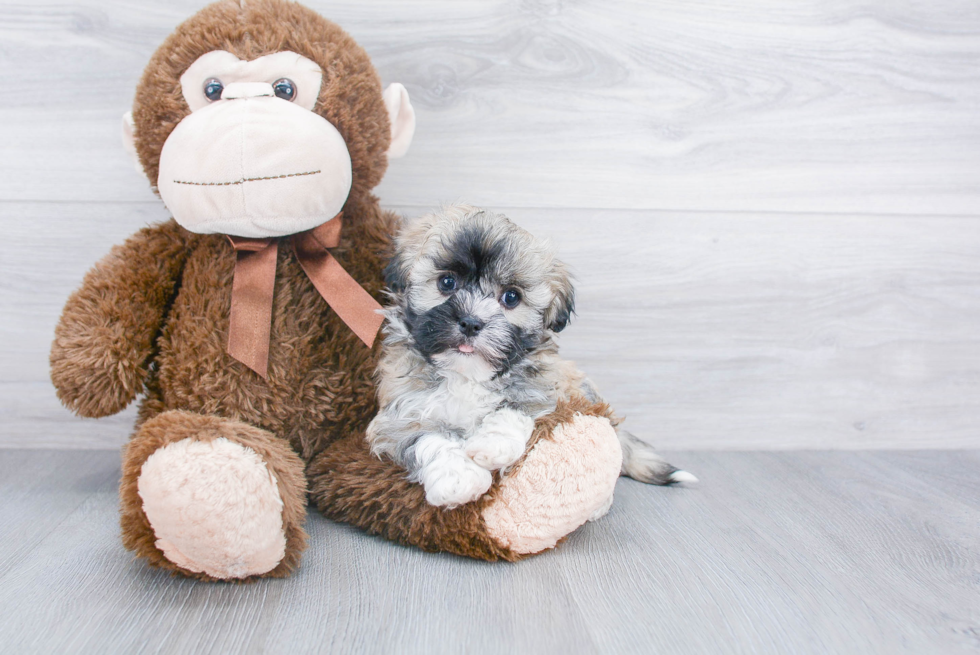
[{"left": 385, "top": 206, "right": 574, "bottom": 379}]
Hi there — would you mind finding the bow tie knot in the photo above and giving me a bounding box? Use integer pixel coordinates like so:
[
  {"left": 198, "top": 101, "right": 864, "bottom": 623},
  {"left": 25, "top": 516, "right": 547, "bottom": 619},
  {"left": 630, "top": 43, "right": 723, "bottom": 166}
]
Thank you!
[{"left": 225, "top": 213, "right": 383, "bottom": 378}]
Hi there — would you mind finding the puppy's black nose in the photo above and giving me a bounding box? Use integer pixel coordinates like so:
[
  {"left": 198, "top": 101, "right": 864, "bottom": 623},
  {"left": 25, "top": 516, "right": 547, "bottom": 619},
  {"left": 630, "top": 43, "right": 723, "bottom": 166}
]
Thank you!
[{"left": 458, "top": 316, "right": 484, "bottom": 337}]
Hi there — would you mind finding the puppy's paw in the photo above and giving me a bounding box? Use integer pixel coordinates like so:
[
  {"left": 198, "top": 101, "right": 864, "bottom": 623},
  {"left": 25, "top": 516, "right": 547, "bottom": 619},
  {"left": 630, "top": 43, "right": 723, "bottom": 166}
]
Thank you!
[
  {"left": 466, "top": 435, "right": 527, "bottom": 471},
  {"left": 467, "top": 409, "right": 535, "bottom": 470},
  {"left": 619, "top": 429, "right": 698, "bottom": 485},
  {"left": 422, "top": 458, "right": 493, "bottom": 508}
]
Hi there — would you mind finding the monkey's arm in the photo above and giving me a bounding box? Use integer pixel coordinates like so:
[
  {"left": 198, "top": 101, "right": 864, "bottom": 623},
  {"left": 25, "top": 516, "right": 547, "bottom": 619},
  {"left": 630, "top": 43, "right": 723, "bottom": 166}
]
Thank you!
[{"left": 50, "top": 219, "right": 191, "bottom": 418}]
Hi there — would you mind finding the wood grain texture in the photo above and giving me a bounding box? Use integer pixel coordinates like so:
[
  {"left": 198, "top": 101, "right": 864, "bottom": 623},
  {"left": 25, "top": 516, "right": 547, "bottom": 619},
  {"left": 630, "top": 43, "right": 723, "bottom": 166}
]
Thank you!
[
  {"left": 510, "top": 208, "right": 980, "bottom": 450},
  {"left": 0, "top": 201, "right": 167, "bottom": 448},
  {"left": 1, "top": 0, "right": 978, "bottom": 449},
  {"left": 0, "top": 0, "right": 977, "bottom": 214},
  {"left": 5, "top": 201, "right": 978, "bottom": 449},
  {"left": 0, "top": 449, "right": 977, "bottom": 654},
  {"left": 0, "top": 449, "right": 119, "bottom": 579}
]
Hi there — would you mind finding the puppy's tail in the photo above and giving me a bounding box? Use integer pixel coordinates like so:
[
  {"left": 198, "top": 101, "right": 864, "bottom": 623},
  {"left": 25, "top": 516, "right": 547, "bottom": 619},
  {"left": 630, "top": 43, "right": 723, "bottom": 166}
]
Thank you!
[{"left": 618, "top": 429, "right": 698, "bottom": 485}]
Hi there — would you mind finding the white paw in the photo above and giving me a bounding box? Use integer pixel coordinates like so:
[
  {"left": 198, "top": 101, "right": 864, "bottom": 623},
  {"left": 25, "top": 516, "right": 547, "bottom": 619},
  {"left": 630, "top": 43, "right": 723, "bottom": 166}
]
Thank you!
[
  {"left": 465, "top": 434, "right": 527, "bottom": 470},
  {"left": 466, "top": 408, "right": 535, "bottom": 470},
  {"left": 422, "top": 458, "right": 493, "bottom": 508}
]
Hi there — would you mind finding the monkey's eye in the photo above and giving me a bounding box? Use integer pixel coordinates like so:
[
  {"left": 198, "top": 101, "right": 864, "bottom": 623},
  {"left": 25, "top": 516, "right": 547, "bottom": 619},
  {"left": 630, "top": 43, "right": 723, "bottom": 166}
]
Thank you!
[
  {"left": 273, "top": 78, "right": 296, "bottom": 101},
  {"left": 501, "top": 289, "right": 521, "bottom": 309},
  {"left": 437, "top": 274, "right": 457, "bottom": 294},
  {"left": 203, "top": 78, "right": 224, "bottom": 102}
]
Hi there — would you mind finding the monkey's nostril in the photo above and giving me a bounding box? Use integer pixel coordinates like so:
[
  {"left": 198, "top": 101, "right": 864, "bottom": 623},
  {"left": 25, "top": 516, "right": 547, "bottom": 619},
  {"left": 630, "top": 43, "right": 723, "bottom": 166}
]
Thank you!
[{"left": 458, "top": 316, "right": 484, "bottom": 337}]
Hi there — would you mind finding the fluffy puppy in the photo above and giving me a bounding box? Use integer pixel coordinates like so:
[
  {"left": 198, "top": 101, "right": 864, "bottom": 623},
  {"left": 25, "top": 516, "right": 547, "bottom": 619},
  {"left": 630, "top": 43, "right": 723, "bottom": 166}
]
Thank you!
[{"left": 367, "top": 205, "right": 696, "bottom": 508}]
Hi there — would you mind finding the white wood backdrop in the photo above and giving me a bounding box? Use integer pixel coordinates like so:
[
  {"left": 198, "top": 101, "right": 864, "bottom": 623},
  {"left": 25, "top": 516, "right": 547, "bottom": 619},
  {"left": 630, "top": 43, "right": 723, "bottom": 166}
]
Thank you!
[{"left": 1, "top": 0, "right": 978, "bottom": 448}]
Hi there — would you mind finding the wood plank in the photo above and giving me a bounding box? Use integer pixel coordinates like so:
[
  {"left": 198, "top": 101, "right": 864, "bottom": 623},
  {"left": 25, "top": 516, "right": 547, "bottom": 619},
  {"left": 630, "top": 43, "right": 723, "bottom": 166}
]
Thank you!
[
  {"left": 0, "top": 450, "right": 976, "bottom": 654},
  {"left": 0, "top": 1, "right": 977, "bottom": 214},
  {"left": 0, "top": 384, "right": 137, "bottom": 449},
  {"left": 558, "top": 450, "right": 980, "bottom": 654},
  {"left": 869, "top": 450, "right": 980, "bottom": 511},
  {"left": 0, "top": 200, "right": 167, "bottom": 448},
  {"left": 5, "top": 202, "right": 978, "bottom": 449},
  {"left": 507, "top": 207, "right": 980, "bottom": 450},
  {"left": 0, "top": 449, "right": 119, "bottom": 579}
]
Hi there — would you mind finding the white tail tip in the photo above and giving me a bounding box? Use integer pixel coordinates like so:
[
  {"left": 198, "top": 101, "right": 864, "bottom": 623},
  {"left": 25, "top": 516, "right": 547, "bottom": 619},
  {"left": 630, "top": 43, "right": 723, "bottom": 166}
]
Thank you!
[{"left": 669, "top": 470, "right": 699, "bottom": 484}]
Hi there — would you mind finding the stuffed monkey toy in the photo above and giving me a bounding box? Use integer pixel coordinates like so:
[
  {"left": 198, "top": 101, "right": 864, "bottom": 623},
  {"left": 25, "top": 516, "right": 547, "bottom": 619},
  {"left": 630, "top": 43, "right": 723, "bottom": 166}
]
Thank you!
[{"left": 50, "top": 0, "right": 628, "bottom": 581}]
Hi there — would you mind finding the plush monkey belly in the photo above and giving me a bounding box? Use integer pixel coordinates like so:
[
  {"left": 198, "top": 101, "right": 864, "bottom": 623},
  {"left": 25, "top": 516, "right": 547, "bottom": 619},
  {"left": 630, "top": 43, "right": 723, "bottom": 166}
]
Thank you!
[{"left": 49, "top": 0, "right": 624, "bottom": 580}]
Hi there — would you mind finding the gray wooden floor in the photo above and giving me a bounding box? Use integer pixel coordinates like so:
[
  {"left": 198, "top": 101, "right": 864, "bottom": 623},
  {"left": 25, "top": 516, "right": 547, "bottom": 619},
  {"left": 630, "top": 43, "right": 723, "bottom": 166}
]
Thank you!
[{"left": 0, "top": 449, "right": 977, "bottom": 655}]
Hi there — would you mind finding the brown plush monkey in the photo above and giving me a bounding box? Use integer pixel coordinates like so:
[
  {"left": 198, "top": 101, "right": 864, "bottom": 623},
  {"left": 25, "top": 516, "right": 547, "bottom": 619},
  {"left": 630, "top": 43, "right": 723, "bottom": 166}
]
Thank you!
[{"left": 50, "top": 0, "right": 624, "bottom": 581}]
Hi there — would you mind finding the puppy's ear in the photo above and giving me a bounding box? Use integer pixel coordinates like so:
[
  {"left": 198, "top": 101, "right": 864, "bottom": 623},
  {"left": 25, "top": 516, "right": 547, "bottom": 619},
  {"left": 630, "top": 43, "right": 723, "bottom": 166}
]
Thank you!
[
  {"left": 383, "top": 254, "right": 409, "bottom": 295},
  {"left": 545, "top": 265, "right": 575, "bottom": 333}
]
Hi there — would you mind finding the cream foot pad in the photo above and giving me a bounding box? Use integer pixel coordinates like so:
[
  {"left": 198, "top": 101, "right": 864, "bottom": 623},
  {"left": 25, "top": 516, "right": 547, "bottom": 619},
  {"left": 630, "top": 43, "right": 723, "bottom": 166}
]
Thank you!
[
  {"left": 137, "top": 437, "right": 287, "bottom": 579},
  {"left": 482, "top": 414, "right": 623, "bottom": 554}
]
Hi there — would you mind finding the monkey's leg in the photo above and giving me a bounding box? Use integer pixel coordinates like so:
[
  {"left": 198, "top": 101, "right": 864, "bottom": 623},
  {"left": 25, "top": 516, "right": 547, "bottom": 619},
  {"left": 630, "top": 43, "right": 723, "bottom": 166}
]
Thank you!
[
  {"left": 120, "top": 410, "right": 308, "bottom": 581},
  {"left": 306, "top": 396, "right": 622, "bottom": 561}
]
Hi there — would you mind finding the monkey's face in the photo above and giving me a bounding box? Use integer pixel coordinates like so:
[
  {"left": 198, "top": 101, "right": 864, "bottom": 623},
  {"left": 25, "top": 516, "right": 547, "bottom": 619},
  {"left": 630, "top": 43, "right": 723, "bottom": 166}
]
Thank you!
[
  {"left": 126, "top": 0, "right": 415, "bottom": 239},
  {"left": 156, "top": 51, "right": 351, "bottom": 238}
]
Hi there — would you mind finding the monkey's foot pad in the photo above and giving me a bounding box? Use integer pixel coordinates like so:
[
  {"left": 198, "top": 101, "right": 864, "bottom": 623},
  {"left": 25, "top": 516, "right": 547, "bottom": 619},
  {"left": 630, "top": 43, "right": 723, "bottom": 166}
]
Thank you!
[
  {"left": 482, "top": 414, "right": 622, "bottom": 554},
  {"left": 137, "top": 437, "right": 287, "bottom": 579}
]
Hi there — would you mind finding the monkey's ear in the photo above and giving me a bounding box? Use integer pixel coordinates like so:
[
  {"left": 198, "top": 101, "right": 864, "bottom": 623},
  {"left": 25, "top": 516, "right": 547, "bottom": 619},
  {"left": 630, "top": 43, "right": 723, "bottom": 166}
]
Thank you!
[
  {"left": 121, "top": 111, "right": 146, "bottom": 178},
  {"left": 383, "top": 83, "right": 415, "bottom": 159},
  {"left": 545, "top": 275, "right": 575, "bottom": 333}
]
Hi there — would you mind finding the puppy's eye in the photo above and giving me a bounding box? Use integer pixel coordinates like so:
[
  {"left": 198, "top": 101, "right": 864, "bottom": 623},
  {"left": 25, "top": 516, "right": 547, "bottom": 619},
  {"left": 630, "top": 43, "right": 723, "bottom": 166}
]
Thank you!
[
  {"left": 203, "top": 78, "right": 224, "bottom": 102},
  {"left": 501, "top": 289, "right": 521, "bottom": 308},
  {"left": 437, "top": 274, "right": 457, "bottom": 293},
  {"left": 273, "top": 78, "right": 296, "bottom": 101}
]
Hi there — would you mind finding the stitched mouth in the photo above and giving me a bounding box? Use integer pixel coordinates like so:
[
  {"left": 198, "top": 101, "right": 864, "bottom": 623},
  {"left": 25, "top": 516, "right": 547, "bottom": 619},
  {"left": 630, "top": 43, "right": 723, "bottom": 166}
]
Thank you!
[{"left": 173, "top": 169, "right": 321, "bottom": 186}]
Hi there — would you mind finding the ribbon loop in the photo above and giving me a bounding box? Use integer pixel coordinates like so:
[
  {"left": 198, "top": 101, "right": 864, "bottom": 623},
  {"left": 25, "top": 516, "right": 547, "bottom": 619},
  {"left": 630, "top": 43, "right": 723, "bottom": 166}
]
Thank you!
[
  {"left": 224, "top": 213, "right": 383, "bottom": 379},
  {"left": 307, "top": 216, "right": 343, "bottom": 250},
  {"left": 227, "top": 235, "right": 275, "bottom": 252}
]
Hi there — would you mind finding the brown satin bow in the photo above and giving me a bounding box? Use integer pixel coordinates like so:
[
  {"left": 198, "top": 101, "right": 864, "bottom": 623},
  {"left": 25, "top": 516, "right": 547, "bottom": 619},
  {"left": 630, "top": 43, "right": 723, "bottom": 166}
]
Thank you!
[{"left": 226, "top": 212, "right": 383, "bottom": 378}]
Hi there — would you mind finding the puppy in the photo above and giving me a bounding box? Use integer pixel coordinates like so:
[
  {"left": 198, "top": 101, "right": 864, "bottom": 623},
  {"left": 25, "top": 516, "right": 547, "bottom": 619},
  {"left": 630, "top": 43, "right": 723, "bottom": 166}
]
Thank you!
[{"left": 367, "top": 205, "right": 696, "bottom": 508}]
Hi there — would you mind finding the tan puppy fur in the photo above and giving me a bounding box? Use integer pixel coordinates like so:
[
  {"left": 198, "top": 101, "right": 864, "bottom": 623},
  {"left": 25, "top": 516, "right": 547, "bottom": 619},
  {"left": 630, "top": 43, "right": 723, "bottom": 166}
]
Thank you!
[{"left": 368, "top": 205, "right": 695, "bottom": 508}]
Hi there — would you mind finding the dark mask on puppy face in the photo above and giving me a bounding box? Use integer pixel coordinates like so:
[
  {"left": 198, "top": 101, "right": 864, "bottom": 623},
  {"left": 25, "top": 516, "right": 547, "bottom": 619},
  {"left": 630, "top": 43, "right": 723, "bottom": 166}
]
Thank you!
[{"left": 385, "top": 206, "right": 575, "bottom": 378}]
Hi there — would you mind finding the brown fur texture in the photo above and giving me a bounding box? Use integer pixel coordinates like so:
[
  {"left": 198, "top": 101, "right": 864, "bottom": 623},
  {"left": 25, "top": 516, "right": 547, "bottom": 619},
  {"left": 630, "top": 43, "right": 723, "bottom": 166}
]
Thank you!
[
  {"left": 120, "top": 410, "right": 308, "bottom": 582},
  {"left": 52, "top": 0, "right": 395, "bottom": 463},
  {"left": 51, "top": 0, "right": 622, "bottom": 576},
  {"left": 50, "top": 219, "right": 192, "bottom": 418},
  {"left": 307, "top": 395, "right": 618, "bottom": 562},
  {"left": 51, "top": 0, "right": 399, "bottom": 577}
]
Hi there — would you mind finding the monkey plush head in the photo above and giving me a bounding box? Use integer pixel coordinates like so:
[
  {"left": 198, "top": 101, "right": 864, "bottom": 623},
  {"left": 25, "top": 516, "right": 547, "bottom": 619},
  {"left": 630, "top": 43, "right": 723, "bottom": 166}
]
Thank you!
[{"left": 123, "top": 0, "right": 414, "bottom": 238}]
